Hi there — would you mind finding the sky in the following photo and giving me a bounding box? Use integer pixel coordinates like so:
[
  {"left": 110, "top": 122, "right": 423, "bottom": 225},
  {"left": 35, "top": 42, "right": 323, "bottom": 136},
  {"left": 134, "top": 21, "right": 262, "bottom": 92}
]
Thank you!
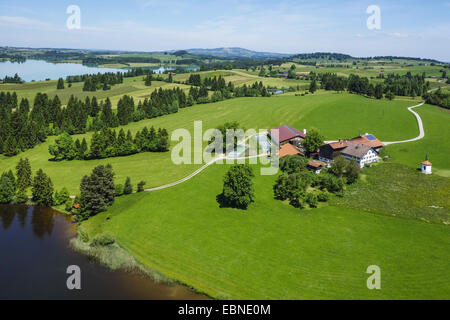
[{"left": 0, "top": 0, "right": 449, "bottom": 61}]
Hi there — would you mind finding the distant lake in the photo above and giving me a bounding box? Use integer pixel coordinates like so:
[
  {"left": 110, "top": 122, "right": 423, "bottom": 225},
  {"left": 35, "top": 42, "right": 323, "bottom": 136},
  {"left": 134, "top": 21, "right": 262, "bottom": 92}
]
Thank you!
[
  {"left": 0, "top": 205, "right": 208, "bottom": 300},
  {"left": 0, "top": 60, "right": 200, "bottom": 82},
  {"left": 0, "top": 60, "right": 125, "bottom": 82}
]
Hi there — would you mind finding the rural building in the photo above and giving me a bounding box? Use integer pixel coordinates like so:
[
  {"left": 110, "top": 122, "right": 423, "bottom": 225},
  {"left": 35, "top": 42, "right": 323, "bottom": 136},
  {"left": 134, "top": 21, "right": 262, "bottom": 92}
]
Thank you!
[
  {"left": 268, "top": 125, "right": 307, "bottom": 147},
  {"left": 421, "top": 156, "right": 432, "bottom": 174},
  {"left": 277, "top": 72, "right": 288, "bottom": 78},
  {"left": 319, "top": 134, "right": 383, "bottom": 167},
  {"left": 295, "top": 72, "right": 309, "bottom": 77},
  {"left": 319, "top": 140, "right": 348, "bottom": 165},
  {"left": 279, "top": 143, "right": 304, "bottom": 158},
  {"left": 339, "top": 142, "right": 379, "bottom": 168},
  {"left": 349, "top": 134, "right": 384, "bottom": 151},
  {"left": 307, "top": 161, "right": 326, "bottom": 174}
]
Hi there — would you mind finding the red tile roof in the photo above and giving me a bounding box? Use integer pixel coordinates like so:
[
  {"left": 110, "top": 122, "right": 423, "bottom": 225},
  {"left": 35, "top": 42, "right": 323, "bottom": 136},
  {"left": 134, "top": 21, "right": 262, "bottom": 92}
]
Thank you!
[
  {"left": 328, "top": 140, "right": 348, "bottom": 150},
  {"left": 269, "top": 125, "right": 306, "bottom": 144},
  {"left": 308, "top": 161, "right": 325, "bottom": 168},
  {"left": 350, "top": 135, "right": 384, "bottom": 149},
  {"left": 421, "top": 160, "right": 432, "bottom": 166},
  {"left": 279, "top": 144, "right": 302, "bottom": 158}
]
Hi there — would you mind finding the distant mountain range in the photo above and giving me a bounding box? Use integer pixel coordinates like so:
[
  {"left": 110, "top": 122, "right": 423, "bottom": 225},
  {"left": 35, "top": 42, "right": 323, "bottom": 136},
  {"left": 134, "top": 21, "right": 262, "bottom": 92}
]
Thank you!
[{"left": 186, "top": 47, "right": 292, "bottom": 59}]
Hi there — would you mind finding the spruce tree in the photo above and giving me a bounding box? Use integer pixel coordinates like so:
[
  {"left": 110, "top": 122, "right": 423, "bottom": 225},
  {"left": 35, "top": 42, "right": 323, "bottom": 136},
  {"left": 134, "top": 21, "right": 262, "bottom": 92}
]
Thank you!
[
  {"left": 123, "top": 177, "right": 133, "bottom": 195},
  {"left": 4, "top": 136, "right": 19, "bottom": 157},
  {"left": 57, "top": 78, "right": 65, "bottom": 90},
  {"left": 32, "top": 169, "right": 54, "bottom": 206},
  {"left": 16, "top": 158, "right": 32, "bottom": 190},
  {"left": 0, "top": 174, "right": 15, "bottom": 204}
]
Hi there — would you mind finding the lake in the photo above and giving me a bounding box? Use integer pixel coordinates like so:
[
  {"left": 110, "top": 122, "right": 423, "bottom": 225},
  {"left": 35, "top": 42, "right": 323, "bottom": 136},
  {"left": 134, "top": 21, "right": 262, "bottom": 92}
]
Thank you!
[
  {"left": 0, "top": 60, "right": 200, "bottom": 82},
  {"left": 0, "top": 60, "right": 125, "bottom": 82},
  {"left": 0, "top": 205, "right": 208, "bottom": 300}
]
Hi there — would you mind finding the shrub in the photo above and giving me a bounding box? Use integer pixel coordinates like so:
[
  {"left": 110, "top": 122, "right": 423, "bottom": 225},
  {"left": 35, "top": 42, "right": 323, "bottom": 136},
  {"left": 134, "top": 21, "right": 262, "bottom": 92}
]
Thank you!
[
  {"left": 91, "top": 233, "right": 115, "bottom": 247},
  {"left": 306, "top": 193, "right": 318, "bottom": 208},
  {"left": 55, "top": 187, "right": 70, "bottom": 205},
  {"left": 64, "top": 200, "right": 73, "bottom": 212},
  {"left": 115, "top": 184, "right": 124, "bottom": 196},
  {"left": 317, "top": 191, "right": 330, "bottom": 202},
  {"left": 137, "top": 181, "right": 146, "bottom": 192},
  {"left": 78, "top": 229, "right": 90, "bottom": 243}
]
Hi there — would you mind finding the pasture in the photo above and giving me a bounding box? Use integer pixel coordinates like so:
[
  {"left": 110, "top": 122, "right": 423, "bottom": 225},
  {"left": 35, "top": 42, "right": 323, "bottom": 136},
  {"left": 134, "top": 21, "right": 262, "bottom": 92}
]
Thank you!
[
  {"left": 0, "top": 93, "right": 420, "bottom": 194},
  {"left": 81, "top": 162, "right": 450, "bottom": 299}
]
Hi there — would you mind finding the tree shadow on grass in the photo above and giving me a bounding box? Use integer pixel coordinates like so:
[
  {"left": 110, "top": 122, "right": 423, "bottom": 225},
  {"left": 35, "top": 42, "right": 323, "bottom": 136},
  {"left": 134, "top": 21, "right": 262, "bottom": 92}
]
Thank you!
[
  {"left": 216, "top": 193, "right": 231, "bottom": 209},
  {"left": 216, "top": 193, "right": 249, "bottom": 210}
]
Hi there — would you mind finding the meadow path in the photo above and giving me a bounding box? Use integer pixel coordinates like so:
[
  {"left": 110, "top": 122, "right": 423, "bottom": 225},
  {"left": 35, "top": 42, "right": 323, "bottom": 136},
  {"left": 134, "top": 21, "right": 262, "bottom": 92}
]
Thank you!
[
  {"left": 143, "top": 133, "right": 268, "bottom": 192},
  {"left": 324, "top": 100, "right": 427, "bottom": 146},
  {"left": 382, "top": 101, "right": 425, "bottom": 145},
  {"left": 144, "top": 153, "right": 268, "bottom": 192}
]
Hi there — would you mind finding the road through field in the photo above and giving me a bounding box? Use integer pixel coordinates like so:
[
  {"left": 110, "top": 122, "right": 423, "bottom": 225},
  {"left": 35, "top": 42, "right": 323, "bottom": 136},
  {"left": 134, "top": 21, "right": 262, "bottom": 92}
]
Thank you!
[{"left": 382, "top": 102, "right": 425, "bottom": 145}]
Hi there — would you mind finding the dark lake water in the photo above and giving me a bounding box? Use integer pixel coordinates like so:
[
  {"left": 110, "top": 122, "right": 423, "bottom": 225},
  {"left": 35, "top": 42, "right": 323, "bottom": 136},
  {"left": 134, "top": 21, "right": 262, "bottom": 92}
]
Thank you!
[{"left": 0, "top": 205, "right": 208, "bottom": 300}]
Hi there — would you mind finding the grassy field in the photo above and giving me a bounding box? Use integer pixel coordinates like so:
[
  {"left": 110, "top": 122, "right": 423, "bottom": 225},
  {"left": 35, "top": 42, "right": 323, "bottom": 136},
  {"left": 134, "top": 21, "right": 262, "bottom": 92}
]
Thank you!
[
  {"left": 0, "top": 93, "right": 420, "bottom": 194},
  {"left": 385, "top": 104, "right": 450, "bottom": 177},
  {"left": 0, "top": 69, "right": 308, "bottom": 106},
  {"left": 81, "top": 162, "right": 450, "bottom": 299},
  {"left": 0, "top": 76, "right": 192, "bottom": 106},
  {"left": 335, "top": 163, "right": 450, "bottom": 224}
]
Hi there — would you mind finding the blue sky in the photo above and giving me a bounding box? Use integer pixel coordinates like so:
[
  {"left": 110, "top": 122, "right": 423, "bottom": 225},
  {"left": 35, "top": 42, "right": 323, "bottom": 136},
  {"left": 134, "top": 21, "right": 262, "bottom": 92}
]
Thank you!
[{"left": 1, "top": 0, "right": 449, "bottom": 61}]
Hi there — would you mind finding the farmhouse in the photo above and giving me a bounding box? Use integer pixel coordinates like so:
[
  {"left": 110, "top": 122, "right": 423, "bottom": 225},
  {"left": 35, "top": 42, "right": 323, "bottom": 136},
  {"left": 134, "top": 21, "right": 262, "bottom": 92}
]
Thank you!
[
  {"left": 350, "top": 134, "right": 384, "bottom": 151},
  {"left": 319, "top": 133, "right": 383, "bottom": 168},
  {"left": 340, "top": 142, "right": 379, "bottom": 168},
  {"left": 319, "top": 140, "right": 348, "bottom": 165}
]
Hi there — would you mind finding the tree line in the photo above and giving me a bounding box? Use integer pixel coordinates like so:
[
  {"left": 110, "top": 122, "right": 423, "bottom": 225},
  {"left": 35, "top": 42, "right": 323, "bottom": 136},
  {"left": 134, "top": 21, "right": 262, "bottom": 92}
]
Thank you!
[
  {"left": 2, "top": 73, "right": 24, "bottom": 84},
  {"left": 0, "top": 158, "right": 66, "bottom": 207},
  {"left": 308, "top": 72, "right": 430, "bottom": 99},
  {"left": 424, "top": 88, "right": 450, "bottom": 109},
  {"left": 49, "top": 125, "right": 169, "bottom": 161},
  {"left": 1, "top": 74, "right": 269, "bottom": 157}
]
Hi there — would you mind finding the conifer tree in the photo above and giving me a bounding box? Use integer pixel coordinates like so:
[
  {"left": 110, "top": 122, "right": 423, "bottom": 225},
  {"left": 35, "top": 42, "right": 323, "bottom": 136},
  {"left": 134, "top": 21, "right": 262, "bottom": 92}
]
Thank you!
[
  {"left": 57, "top": 78, "right": 65, "bottom": 90},
  {"left": 123, "top": 177, "right": 133, "bottom": 195},
  {"left": 32, "top": 169, "right": 54, "bottom": 206},
  {"left": 16, "top": 158, "right": 32, "bottom": 190}
]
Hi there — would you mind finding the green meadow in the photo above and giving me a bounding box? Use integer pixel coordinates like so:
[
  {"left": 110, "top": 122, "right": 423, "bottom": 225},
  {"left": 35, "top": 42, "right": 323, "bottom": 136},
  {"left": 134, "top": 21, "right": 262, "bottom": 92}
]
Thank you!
[
  {"left": 81, "top": 162, "right": 450, "bottom": 299},
  {"left": 0, "top": 93, "right": 421, "bottom": 194},
  {"left": 0, "top": 76, "right": 191, "bottom": 106},
  {"left": 385, "top": 104, "right": 450, "bottom": 177}
]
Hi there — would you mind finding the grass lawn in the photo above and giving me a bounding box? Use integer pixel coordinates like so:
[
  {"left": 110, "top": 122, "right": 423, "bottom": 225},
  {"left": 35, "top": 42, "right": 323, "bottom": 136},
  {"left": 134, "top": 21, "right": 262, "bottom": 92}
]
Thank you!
[
  {"left": 0, "top": 93, "right": 419, "bottom": 194},
  {"left": 335, "top": 163, "right": 450, "bottom": 224},
  {"left": 385, "top": 104, "right": 450, "bottom": 176},
  {"left": 81, "top": 162, "right": 450, "bottom": 299}
]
